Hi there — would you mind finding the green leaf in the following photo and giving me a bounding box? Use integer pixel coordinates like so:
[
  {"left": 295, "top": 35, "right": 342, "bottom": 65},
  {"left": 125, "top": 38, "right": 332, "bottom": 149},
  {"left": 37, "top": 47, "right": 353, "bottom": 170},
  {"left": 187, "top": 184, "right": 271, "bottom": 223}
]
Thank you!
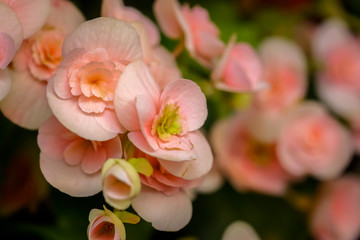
[{"left": 128, "top": 158, "right": 153, "bottom": 177}]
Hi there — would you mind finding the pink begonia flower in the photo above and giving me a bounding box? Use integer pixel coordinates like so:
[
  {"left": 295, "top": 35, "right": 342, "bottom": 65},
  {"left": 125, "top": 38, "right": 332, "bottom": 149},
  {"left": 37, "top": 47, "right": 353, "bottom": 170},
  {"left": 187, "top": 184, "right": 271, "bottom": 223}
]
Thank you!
[
  {"left": 211, "top": 35, "right": 266, "bottom": 93},
  {"left": 102, "top": 158, "right": 141, "bottom": 210},
  {"left": 253, "top": 36, "right": 307, "bottom": 111},
  {"left": 312, "top": 18, "right": 360, "bottom": 120},
  {"left": 101, "top": 0, "right": 160, "bottom": 47},
  {"left": 0, "top": 0, "right": 85, "bottom": 129},
  {"left": 127, "top": 132, "right": 212, "bottom": 231},
  {"left": 277, "top": 101, "right": 353, "bottom": 180},
  {"left": 311, "top": 174, "right": 360, "bottom": 240},
  {"left": 350, "top": 116, "right": 360, "bottom": 155},
  {"left": 222, "top": 221, "right": 261, "bottom": 240},
  {"left": 131, "top": 22, "right": 181, "bottom": 90},
  {"left": 37, "top": 116, "right": 123, "bottom": 197},
  {"left": 114, "top": 59, "right": 210, "bottom": 163},
  {"left": 211, "top": 113, "right": 294, "bottom": 195},
  {"left": 154, "top": 0, "right": 224, "bottom": 68},
  {"left": 88, "top": 207, "right": 126, "bottom": 240},
  {"left": 46, "top": 17, "right": 142, "bottom": 141},
  {"left": 244, "top": 37, "right": 307, "bottom": 143}
]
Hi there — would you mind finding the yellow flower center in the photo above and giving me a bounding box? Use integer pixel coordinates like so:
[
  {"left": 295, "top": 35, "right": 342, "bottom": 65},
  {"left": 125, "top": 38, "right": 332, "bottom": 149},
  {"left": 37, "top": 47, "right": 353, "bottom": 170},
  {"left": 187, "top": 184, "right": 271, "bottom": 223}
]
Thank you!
[{"left": 152, "top": 103, "right": 182, "bottom": 141}]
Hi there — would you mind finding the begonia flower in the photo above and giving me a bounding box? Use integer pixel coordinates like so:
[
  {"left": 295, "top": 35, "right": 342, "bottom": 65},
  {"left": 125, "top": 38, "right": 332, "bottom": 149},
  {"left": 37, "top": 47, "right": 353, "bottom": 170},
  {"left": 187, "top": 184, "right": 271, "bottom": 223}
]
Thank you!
[
  {"left": 37, "top": 116, "right": 123, "bottom": 197},
  {"left": 211, "top": 113, "right": 293, "bottom": 195},
  {"left": 154, "top": 0, "right": 224, "bottom": 68},
  {"left": 101, "top": 0, "right": 160, "bottom": 47},
  {"left": 46, "top": 17, "right": 142, "bottom": 141},
  {"left": 1, "top": 0, "right": 85, "bottom": 129},
  {"left": 244, "top": 36, "right": 307, "bottom": 143},
  {"left": 114, "top": 59, "right": 210, "bottom": 163},
  {"left": 310, "top": 174, "right": 360, "bottom": 240},
  {"left": 222, "top": 221, "right": 261, "bottom": 240},
  {"left": 312, "top": 18, "right": 360, "bottom": 120},
  {"left": 211, "top": 35, "right": 266, "bottom": 93},
  {"left": 88, "top": 207, "right": 126, "bottom": 240},
  {"left": 277, "top": 101, "right": 353, "bottom": 180},
  {"left": 254, "top": 36, "right": 307, "bottom": 111},
  {"left": 102, "top": 158, "right": 141, "bottom": 210},
  {"left": 0, "top": 69, "right": 11, "bottom": 101}
]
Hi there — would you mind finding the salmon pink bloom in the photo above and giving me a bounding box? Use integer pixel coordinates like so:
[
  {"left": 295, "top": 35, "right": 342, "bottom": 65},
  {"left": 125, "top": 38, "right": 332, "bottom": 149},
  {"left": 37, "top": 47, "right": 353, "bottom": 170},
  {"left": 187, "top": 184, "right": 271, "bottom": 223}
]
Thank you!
[
  {"left": 277, "top": 102, "right": 353, "bottom": 180},
  {"left": 88, "top": 207, "right": 126, "bottom": 240},
  {"left": 101, "top": 0, "right": 160, "bottom": 47},
  {"left": 46, "top": 17, "right": 142, "bottom": 141},
  {"left": 311, "top": 174, "right": 360, "bottom": 240},
  {"left": 211, "top": 36, "right": 266, "bottom": 93},
  {"left": 114, "top": 59, "right": 210, "bottom": 163},
  {"left": 154, "top": 0, "right": 224, "bottom": 68},
  {"left": 211, "top": 113, "right": 294, "bottom": 195},
  {"left": 254, "top": 37, "right": 307, "bottom": 111},
  {"left": 312, "top": 18, "right": 360, "bottom": 120},
  {"left": 1, "top": 0, "right": 85, "bottom": 129},
  {"left": 37, "top": 116, "right": 123, "bottom": 197}
]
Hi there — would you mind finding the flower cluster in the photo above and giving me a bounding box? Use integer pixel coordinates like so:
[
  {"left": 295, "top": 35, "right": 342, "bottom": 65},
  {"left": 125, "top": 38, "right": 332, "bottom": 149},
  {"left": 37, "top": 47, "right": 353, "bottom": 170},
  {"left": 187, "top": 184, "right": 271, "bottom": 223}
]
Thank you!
[{"left": 1, "top": 0, "right": 360, "bottom": 239}]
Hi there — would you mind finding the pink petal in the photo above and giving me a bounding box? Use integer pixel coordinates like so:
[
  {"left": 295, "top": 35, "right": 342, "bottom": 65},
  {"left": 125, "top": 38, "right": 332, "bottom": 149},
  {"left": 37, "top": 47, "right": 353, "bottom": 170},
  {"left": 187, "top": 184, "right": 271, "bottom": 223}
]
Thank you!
[
  {"left": 46, "top": 0, "right": 85, "bottom": 35},
  {"left": 312, "top": 19, "right": 350, "bottom": 61},
  {"left": 78, "top": 95, "right": 106, "bottom": 113},
  {"left": 37, "top": 116, "right": 76, "bottom": 160},
  {"left": 135, "top": 94, "right": 158, "bottom": 151},
  {"left": 1, "top": 70, "right": 52, "bottom": 129},
  {"left": 47, "top": 78, "right": 117, "bottom": 141},
  {"left": 0, "top": 32, "right": 15, "bottom": 69},
  {"left": 3, "top": 0, "right": 51, "bottom": 38},
  {"left": 132, "top": 186, "right": 192, "bottom": 231},
  {"left": 259, "top": 36, "right": 307, "bottom": 75},
  {"left": 0, "top": 2, "right": 23, "bottom": 51},
  {"left": 128, "top": 131, "right": 198, "bottom": 161},
  {"left": 81, "top": 144, "right": 107, "bottom": 174},
  {"left": 317, "top": 76, "right": 360, "bottom": 120},
  {"left": 0, "top": 68, "right": 11, "bottom": 101},
  {"left": 158, "top": 131, "right": 213, "bottom": 180},
  {"left": 153, "top": 0, "right": 183, "bottom": 38},
  {"left": 62, "top": 17, "right": 142, "bottom": 62},
  {"left": 40, "top": 152, "right": 102, "bottom": 197},
  {"left": 222, "top": 221, "right": 261, "bottom": 240},
  {"left": 63, "top": 138, "right": 87, "bottom": 166},
  {"left": 95, "top": 109, "right": 126, "bottom": 135},
  {"left": 161, "top": 79, "right": 207, "bottom": 132},
  {"left": 114, "top": 59, "right": 161, "bottom": 131}
]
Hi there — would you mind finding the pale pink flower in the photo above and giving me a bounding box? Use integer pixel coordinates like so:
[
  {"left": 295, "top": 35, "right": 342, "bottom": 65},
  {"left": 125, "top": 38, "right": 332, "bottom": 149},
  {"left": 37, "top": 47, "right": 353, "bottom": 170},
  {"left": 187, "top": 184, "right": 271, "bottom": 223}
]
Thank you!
[
  {"left": 101, "top": 0, "right": 160, "bottom": 47},
  {"left": 114, "top": 59, "right": 211, "bottom": 165},
  {"left": 88, "top": 207, "right": 126, "bottom": 240},
  {"left": 154, "top": 0, "right": 224, "bottom": 68},
  {"left": 312, "top": 18, "right": 360, "bottom": 120},
  {"left": 222, "top": 221, "right": 261, "bottom": 240},
  {"left": 0, "top": 69, "right": 11, "bottom": 101},
  {"left": 37, "top": 116, "right": 123, "bottom": 197},
  {"left": 211, "top": 35, "right": 266, "bottom": 93},
  {"left": 46, "top": 17, "right": 142, "bottom": 141},
  {"left": 311, "top": 174, "right": 360, "bottom": 240},
  {"left": 211, "top": 113, "right": 293, "bottom": 195},
  {"left": 254, "top": 36, "right": 307, "bottom": 111},
  {"left": 0, "top": 0, "right": 85, "bottom": 129},
  {"left": 243, "top": 37, "right": 307, "bottom": 143},
  {"left": 350, "top": 116, "right": 360, "bottom": 155},
  {"left": 277, "top": 102, "right": 353, "bottom": 180}
]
